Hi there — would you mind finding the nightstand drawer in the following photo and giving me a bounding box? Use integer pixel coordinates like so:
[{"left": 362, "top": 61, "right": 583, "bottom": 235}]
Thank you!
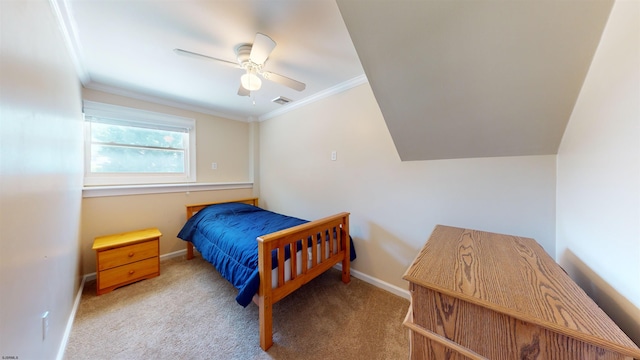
[
  {"left": 93, "top": 227, "right": 162, "bottom": 295},
  {"left": 99, "top": 257, "right": 159, "bottom": 289},
  {"left": 97, "top": 239, "right": 159, "bottom": 271}
]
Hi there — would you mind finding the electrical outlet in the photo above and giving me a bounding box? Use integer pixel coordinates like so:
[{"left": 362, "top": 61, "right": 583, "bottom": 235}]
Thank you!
[
  {"left": 42, "top": 311, "right": 49, "bottom": 341},
  {"left": 211, "top": 162, "right": 218, "bottom": 170},
  {"left": 331, "top": 151, "right": 337, "bottom": 161}
]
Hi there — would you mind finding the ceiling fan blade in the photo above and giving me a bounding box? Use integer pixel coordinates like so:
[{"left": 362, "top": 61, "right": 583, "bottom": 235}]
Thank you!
[
  {"left": 249, "top": 33, "right": 276, "bottom": 65},
  {"left": 237, "top": 84, "right": 250, "bottom": 97},
  {"left": 262, "top": 71, "right": 306, "bottom": 92},
  {"left": 173, "top": 48, "right": 239, "bottom": 68}
]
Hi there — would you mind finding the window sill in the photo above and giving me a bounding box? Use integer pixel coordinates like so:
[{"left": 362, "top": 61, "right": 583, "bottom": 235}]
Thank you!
[{"left": 82, "top": 181, "right": 253, "bottom": 198}]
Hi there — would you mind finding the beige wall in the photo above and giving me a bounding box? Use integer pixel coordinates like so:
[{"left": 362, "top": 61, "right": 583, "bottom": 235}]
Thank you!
[
  {"left": 259, "top": 83, "right": 557, "bottom": 292},
  {"left": 0, "top": 1, "right": 84, "bottom": 358},
  {"left": 557, "top": 0, "right": 640, "bottom": 343},
  {"left": 81, "top": 188, "right": 254, "bottom": 275},
  {"left": 80, "top": 89, "right": 256, "bottom": 275},
  {"left": 82, "top": 88, "right": 251, "bottom": 183}
]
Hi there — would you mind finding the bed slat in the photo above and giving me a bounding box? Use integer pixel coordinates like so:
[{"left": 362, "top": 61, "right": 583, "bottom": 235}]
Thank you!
[
  {"left": 278, "top": 245, "right": 285, "bottom": 286},
  {"left": 257, "top": 212, "right": 350, "bottom": 350},
  {"left": 184, "top": 199, "right": 350, "bottom": 351},
  {"left": 301, "top": 237, "right": 309, "bottom": 276},
  {"left": 311, "top": 233, "right": 318, "bottom": 266},
  {"left": 290, "top": 243, "right": 297, "bottom": 281}
]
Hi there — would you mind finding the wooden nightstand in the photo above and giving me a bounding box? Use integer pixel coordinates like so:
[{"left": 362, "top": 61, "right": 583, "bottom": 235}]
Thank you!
[{"left": 92, "top": 228, "right": 161, "bottom": 295}]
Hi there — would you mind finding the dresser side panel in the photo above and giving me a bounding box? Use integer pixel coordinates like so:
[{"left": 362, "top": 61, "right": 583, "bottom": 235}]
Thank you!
[{"left": 412, "top": 285, "right": 630, "bottom": 360}]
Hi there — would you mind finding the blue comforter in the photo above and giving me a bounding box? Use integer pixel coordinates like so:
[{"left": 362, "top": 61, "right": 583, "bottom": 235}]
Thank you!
[{"left": 177, "top": 202, "right": 356, "bottom": 307}]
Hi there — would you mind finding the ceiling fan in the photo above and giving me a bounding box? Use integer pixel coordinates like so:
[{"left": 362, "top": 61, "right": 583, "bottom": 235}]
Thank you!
[{"left": 174, "top": 33, "right": 306, "bottom": 96}]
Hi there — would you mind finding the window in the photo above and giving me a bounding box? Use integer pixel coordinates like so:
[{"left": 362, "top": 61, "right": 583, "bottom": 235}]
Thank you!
[{"left": 83, "top": 101, "right": 196, "bottom": 186}]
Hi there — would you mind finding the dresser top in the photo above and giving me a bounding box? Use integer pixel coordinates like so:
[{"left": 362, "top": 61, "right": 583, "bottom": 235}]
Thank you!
[
  {"left": 93, "top": 227, "right": 162, "bottom": 250},
  {"left": 403, "top": 225, "right": 640, "bottom": 358}
]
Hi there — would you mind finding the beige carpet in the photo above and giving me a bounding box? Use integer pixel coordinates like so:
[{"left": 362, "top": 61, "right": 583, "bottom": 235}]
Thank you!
[{"left": 64, "top": 256, "right": 410, "bottom": 359}]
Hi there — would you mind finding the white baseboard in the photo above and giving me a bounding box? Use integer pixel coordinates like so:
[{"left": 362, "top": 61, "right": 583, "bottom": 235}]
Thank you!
[
  {"left": 155, "top": 249, "right": 411, "bottom": 301},
  {"left": 335, "top": 264, "right": 411, "bottom": 300},
  {"left": 56, "top": 275, "right": 87, "bottom": 360},
  {"left": 161, "top": 248, "right": 187, "bottom": 260},
  {"left": 58, "top": 249, "right": 408, "bottom": 358},
  {"left": 58, "top": 248, "right": 189, "bottom": 358}
]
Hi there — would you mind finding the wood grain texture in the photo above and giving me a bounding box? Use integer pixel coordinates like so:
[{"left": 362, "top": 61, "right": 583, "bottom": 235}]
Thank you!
[
  {"left": 184, "top": 198, "right": 351, "bottom": 351},
  {"left": 403, "top": 225, "right": 640, "bottom": 359},
  {"left": 404, "top": 307, "right": 486, "bottom": 359},
  {"left": 184, "top": 198, "right": 259, "bottom": 259},
  {"left": 97, "top": 240, "right": 158, "bottom": 271},
  {"left": 93, "top": 230, "right": 161, "bottom": 295},
  {"left": 92, "top": 227, "right": 162, "bottom": 250},
  {"left": 257, "top": 212, "right": 351, "bottom": 350},
  {"left": 184, "top": 197, "right": 258, "bottom": 220},
  {"left": 99, "top": 257, "right": 159, "bottom": 290}
]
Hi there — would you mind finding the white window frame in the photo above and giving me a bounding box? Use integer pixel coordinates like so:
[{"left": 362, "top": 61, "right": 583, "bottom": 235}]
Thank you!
[{"left": 83, "top": 100, "right": 196, "bottom": 186}]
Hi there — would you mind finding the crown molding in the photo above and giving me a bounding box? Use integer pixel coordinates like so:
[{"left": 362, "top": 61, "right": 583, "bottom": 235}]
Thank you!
[
  {"left": 258, "top": 74, "right": 368, "bottom": 122},
  {"left": 50, "top": 0, "right": 91, "bottom": 85},
  {"left": 85, "top": 76, "right": 369, "bottom": 124},
  {"left": 50, "top": 0, "right": 368, "bottom": 125},
  {"left": 84, "top": 82, "right": 248, "bottom": 122}
]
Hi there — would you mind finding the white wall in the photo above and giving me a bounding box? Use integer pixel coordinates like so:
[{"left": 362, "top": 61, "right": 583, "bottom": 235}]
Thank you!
[
  {"left": 259, "top": 83, "right": 557, "bottom": 292},
  {"left": 557, "top": 0, "right": 640, "bottom": 343},
  {"left": 0, "top": 1, "right": 84, "bottom": 358}
]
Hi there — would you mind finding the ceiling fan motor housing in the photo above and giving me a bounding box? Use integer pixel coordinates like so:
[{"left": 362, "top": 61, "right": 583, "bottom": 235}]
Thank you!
[
  {"left": 236, "top": 44, "right": 261, "bottom": 70},
  {"left": 174, "top": 33, "right": 305, "bottom": 94},
  {"left": 236, "top": 44, "right": 263, "bottom": 91}
]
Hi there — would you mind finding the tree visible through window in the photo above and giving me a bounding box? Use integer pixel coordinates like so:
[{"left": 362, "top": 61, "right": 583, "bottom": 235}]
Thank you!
[
  {"left": 90, "top": 122, "right": 185, "bottom": 173},
  {"left": 83, "top": 101, "right": 196, "bottom": 186}
]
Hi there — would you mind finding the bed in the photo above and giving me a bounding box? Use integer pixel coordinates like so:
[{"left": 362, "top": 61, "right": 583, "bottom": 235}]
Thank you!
[{"left": 177, "top": 198, "right": 354, "bottom": 350}]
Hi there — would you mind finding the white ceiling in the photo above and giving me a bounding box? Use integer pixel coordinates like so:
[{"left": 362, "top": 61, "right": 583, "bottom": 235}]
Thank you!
[
  {"left": 56, "top": 0, "right": 365, "bottom": 121},
  {"left": 337, "top": 0, "right": 614, "bottom": 161},
  {"left": 56, "top": 0, "right": 615, "bottom": 161}
]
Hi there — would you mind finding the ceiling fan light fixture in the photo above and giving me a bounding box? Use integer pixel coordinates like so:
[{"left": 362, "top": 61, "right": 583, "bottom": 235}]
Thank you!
[
  {"left": 175, "top": 32, "right": 306, "bottom": 97},
  {"left": 241, "top": 69, "right": 262, "bottom": 91}
]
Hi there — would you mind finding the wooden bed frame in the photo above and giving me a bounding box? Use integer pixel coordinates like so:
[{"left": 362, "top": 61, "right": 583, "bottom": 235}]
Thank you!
[{"left": 184, "top": 197, "right": 351, "bottom": 350}]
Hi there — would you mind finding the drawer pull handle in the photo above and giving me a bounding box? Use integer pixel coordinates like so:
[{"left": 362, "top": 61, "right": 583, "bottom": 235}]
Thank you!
[
  {"left": 128, "top": 270, "right": 135, "bottom": 275},
  {"left": 128, "top": 252, "right": 134, "bottom": 257}
]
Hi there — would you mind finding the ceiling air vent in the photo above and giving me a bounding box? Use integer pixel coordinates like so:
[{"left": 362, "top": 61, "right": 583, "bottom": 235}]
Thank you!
[{"left": 272, "top": 96, "right": 292, "bottom": 105}]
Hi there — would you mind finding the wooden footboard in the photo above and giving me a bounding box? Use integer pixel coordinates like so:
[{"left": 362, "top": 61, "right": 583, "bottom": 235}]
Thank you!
[
  {"left": 257, "top": 211, "right": 350, "bottom": 350},
  {"left": 183, "top": 198, "right": 351, "bottom": 351}
]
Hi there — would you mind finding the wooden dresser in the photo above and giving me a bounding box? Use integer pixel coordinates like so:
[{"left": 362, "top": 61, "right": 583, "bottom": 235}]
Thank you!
[
  {"left": 403, "top": 225, "right": 640, "bottom": 359},
  {"left": 93, "top": 228, "right": 161, "bottom": 295}
]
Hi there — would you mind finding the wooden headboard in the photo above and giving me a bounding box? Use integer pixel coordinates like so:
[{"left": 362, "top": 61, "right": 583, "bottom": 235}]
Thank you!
[{"left": 185, "top": 197, "right": 259, "bottom": 219}]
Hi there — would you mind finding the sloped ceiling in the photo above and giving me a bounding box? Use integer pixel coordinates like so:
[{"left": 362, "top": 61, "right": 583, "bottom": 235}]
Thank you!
[{"left": 337, "top": 0, "right": 614, "bottom": 161}]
